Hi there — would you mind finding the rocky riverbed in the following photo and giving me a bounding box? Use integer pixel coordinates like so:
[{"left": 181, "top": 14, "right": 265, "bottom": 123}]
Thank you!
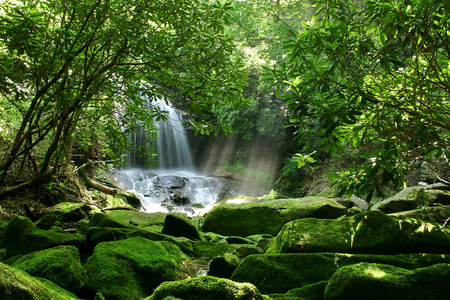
[{"left": 1, "top": 182, "right": 450, "bottom": 299}]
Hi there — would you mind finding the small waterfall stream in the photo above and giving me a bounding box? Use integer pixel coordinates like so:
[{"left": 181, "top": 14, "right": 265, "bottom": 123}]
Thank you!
[{"left": 115, "top": 96, "right": 224, "bottom": 216}]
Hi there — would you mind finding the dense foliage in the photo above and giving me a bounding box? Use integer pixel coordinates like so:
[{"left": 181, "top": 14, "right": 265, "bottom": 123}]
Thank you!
[
  {"left": 0, "top": 0, "right": 247, "bottom": 194},
  {"left": 266, "top": 0, "right": 450, "bottom": 199}
]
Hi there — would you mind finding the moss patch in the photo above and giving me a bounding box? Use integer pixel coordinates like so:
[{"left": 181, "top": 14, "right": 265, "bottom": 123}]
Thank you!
[
  {"left": 145, "top": 276, "right": 266, "bottom": 300},
  {"left": 202, "top": 197, "right": 346, "bottom": 237},
  {"left": 86, "top": 236, "right": 189, "bottom": 300},
  {"left": 324, "top": 262, "right": 450, "bottom": 300},
  {"left": 88, "top": 210, "right": 167, "bottom": 228},
  {"left": 1, "top": 216, "right": 85, "bottom": 257},
  {"left": 267, "top": 211, "right": 450, "bottom": 254},
  {"left": 0, "top": 261, "right": 79, "bottom": 299},
  {"left": 11, "top": 245, "right": 87, "bottom": 293}
]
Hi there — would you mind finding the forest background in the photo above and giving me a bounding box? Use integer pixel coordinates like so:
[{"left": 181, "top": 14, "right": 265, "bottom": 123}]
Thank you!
[{"left": 0, "top": 0, "right": 449, "bottom": 206}]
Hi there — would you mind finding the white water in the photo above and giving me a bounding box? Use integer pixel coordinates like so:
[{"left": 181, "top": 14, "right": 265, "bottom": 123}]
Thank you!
[
  {"left": 117, "top": 96, "right": 223, "bottom": 216},
  {"left": 114, "top": 169, "right": 223, "bottom": 216}
]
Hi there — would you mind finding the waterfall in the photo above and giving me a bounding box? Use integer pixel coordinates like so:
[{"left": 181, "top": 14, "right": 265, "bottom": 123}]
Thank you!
[
  {"left": 126, "top": 96, "right": 193, "bottom": 169},
  {"left": 154, "top": 98, "right": 194, "bottom": 169},
  {"left": 117, "top": 95, "right": 226, "bottom": 216}
]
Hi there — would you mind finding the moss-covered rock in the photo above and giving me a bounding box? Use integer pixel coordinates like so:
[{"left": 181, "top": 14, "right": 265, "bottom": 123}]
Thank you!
[
  {"left": 145, "top": 276, "right": 267, "bottom": 300},
  {"left": 37, "top": 202, "right": 91, "bottom": 222},
  {"left": 231, "top": 252, "right": 450, "bottom": 294},
  {"left": 202, "top": 197, "right": 346, "bottom": 237},
  {"left": 88, "top": 210, "right": 167, "bottom": 228},
  {"left": 324, "top": 262, "right": 450, "bottom": 300},
  {"left": 267, "top": 211, "right": 450, "bottom": 254},
  {"left": 86, "top": 226, "right": 196, "bottom": 256},
  {"left": 285, "top": 280, "right": 328, "bottom": 300},
  {"left": 231, "top": 253, "right": 337, "bottom": 294},
  {"left": 192, "top": 240, "right": 240, "bottom": 259},
  {"left": 1, "top": 216, "right": 85, "bottom": 257},
  {"left": 11, "top": 245, "right": 87, "bottom": 293},
  {"left": 161, "top": 213, "right": 202, "bottom": 240},
  {"left": 208, "top": 253, "right": 241, "bottom": 278},
  {"left": 370, "top": 186, "right": 437, "bottom": 213},
  {"left": 85, "top": 236, "right": 189, "bottom": 300},
  {"left": 390, "top": 204, "right": 450, "bottom": 223},
  {"left": 0, "top": 261, "right": 79, "bottom": 299}
]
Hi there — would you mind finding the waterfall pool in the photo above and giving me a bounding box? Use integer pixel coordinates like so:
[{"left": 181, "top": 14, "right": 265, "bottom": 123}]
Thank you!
[{"left": 114, "top": 168, "right": 224, "bottom": 216}]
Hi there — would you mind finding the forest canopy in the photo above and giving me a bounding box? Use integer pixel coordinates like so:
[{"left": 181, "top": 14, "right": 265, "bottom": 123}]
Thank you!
[
  {"left": 265, "top": 0, "right": 450, "bottom": 199},
  {"left": 0, "top": 0, "right": 247, "bottom": 195},
  {"left": 0, "top": 0, "right": 449, "bottom": 201}
]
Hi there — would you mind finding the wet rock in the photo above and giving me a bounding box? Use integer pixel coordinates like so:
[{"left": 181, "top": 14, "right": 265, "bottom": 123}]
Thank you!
[{"left": 155, "top": 175, "right": 187, "bottom": 189}]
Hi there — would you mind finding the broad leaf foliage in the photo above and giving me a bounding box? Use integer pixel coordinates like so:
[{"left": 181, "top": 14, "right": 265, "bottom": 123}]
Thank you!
[
  {"left": 0, "top": 0, "right": 247, "bottom": 193},
  {"left": 266, "top": 0, "right": 450, "bottom": 199}
]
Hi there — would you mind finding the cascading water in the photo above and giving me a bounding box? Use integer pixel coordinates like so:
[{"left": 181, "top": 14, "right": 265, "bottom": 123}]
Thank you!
[{"left": 115, "top": 95, "right": 224, "bottom": 216}]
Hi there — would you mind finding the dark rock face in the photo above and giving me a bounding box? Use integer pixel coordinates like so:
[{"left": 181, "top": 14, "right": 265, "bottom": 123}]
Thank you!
[{"left": 161, "top": 213, "right": 202, "bottom": 240}]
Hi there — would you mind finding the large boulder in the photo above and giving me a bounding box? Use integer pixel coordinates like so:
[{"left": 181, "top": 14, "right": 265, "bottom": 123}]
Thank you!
[
  {"left": 0, "top": 261, "right": 79, "bottom": 300},
  {"left": 371, "top": 186, "right": 437, "bottom": 213},
  {"left": 324, "top": 262, "right": 450, "bottom": 300},
  {"left": 230, "top": 252, "right": 450, "bottom": 294},
  {"left": 85, "top": 236, "right": 189, "bottom": 300},
  {"left": 0, "top": 216, "right": 85, "bottom": 257},
  {"left": 202, "top": 197, "right": 347, "bottom": 237},
  {"left": 37, "top": 202, "right": 91, "bottom": 222},
  {"left": 390, "top": 205, "right": 450, "bottom": 223},
  {"left": 145, "top": 276, "right": 267, "bottom": 300},
  {"left": 267, "top": 211, "right": 450, "bottom": 254},
  {"left": 11, "top": 245, "right": 87, "bottom": 294}
]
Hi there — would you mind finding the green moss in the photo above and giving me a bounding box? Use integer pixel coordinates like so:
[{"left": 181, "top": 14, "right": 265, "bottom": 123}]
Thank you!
[
  {"left": 267, "top": 211, "right": 450, "bottom": 254},
  {"left": 202, "top": 198, "right": 346, "bottom": 237},
  {"left": 230, "top": 252, "right": 450, "bottom": 295},
  {"left": 161, "top": 213, "right": 203, "bottom": 240},
  {"left": 286, "top": 280, "right": 328, "bottom": 300},
  {"left": 193, "top": 240, "right": 240, "bottom": 258},
  {"left": 11, "top": 245, "right": 87, "bottom": 293},
  {"left": 325, "top": 262, "right": 450, "bottom": 300},
  {"left": 38, "top": 202, "right": 91, "bottom": 222},
  {"left": 145, "top": 276, "right": 266, "bottom": 300},
  {"left": 231, "top": 253, "right": 337, "bottom": 294},
  {"left": 0, "top": 262, "right": 79, "bottom": 299},
  {"left": 86, "top": 236, "right": 189, "bottom": 300},
  {"left": 1, "top": 216, "right": 84, "bottom": 257},
  {"left": 88, "top": 210, "right": 167, "bottom": 228}
]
